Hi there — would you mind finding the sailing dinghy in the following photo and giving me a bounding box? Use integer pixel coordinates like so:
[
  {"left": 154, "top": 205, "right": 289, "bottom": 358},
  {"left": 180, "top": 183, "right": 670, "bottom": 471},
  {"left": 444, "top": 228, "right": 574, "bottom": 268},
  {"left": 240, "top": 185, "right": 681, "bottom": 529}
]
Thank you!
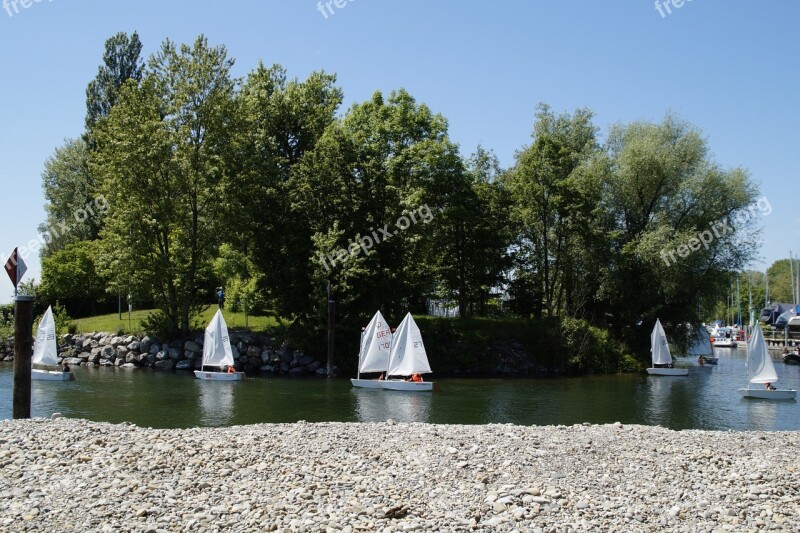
[
  {"left": 646, "top": 319, "right": 688, "bottom": 376},
  {"left": 738, "top": 324, "right": 796, "bottom": 399},
  {"left": 32, "top": 306, "right": 74, "bottom": 381},
  {"left": 688, "top": 326, "right": 717, "bottom": 364},
  {"left": 382, "top": 313, "right": 434, "bottom": 391},
  {"left": 351, "top": 310, "right": 393, "bottom": 389},
  {"left": 194, "top": 310, "right": 245, "bottom": 381}
]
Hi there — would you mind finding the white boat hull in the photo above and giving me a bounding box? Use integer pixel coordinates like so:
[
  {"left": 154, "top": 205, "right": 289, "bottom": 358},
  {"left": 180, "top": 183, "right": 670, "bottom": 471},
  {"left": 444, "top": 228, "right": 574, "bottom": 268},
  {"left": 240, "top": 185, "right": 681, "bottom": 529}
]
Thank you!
[
  {"left": 351, "top": 378, "right": 387, "bottom": 389},
  {"left": 647, "top": 367, "right": 689, "bottom": 376},
  {"left": 194, "top": 371, "right": 245, "bottom": 381},
  {"left": 380, "top": 380, "right": 434, "bottom": 391},
  {"left": 31, "top": 369, "right": 75, "bottom": 381},
  {"left": 700, "top": 356, "right": 718, "bottom": 364},
  {"left": 738, "top": 388, "right": 797, "bottom": 400},
  {"left": 712, "top": 340, "right": 737, "bottom": 348}
]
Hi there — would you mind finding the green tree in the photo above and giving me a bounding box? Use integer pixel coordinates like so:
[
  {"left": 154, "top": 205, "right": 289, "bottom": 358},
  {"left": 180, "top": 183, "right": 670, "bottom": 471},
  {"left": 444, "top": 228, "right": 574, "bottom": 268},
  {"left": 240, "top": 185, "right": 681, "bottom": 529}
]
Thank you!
[
  {"left": 231, "top": 64, "right": 343, "bottom": 322},
  {"left": 93, "top": 35, "right": 237, "bottom": 336},
  {"left": 596, "top": 114, "right": 759, "bottom": 347},
  {"left": 507, "top": 105, "right": 599, "bottom": 319},
  {"left": 37, "top": 240, "right": 108, "bottom": 317},
  {"left": 85, "top": 31, "right": 144, "bottom": 142},
  {"left": 766, "top": 259, "right": 798, "bottom": 304}
]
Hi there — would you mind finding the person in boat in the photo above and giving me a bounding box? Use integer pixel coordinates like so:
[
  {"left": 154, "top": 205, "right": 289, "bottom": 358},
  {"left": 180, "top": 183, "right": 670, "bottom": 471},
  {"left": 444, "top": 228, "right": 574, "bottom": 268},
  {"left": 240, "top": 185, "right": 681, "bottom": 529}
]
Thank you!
[
  {"left": 62, "top": 362, "right": 70, "bottom": 373},
  {"left": 373, "top": 373, "right": 385, "bottom": 381},
  {"left": 407, "top": 373, "right": 423, "bottom": 382},
  {"left": 698, "top": 355, "right": 704, "bottom": 366},
  {"left": 765, "top": 382, "right": 776, "bottom": 391},
  {"left": 226, "top": 365, "right": 236, "bottom": 374}
]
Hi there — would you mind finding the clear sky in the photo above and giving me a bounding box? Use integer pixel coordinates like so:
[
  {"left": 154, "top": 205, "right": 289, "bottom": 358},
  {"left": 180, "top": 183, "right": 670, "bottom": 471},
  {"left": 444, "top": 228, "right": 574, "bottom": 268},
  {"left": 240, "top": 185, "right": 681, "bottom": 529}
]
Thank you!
[{"left": 1, "top": 0, "right": 798, "bottom": 303}]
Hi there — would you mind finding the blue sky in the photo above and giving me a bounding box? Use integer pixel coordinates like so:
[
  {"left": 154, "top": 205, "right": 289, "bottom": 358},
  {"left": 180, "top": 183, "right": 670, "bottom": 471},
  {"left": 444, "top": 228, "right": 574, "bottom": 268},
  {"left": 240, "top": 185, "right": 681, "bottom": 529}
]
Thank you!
[{"left": 1, "top": 0, "right": 798, "bottom": 303}]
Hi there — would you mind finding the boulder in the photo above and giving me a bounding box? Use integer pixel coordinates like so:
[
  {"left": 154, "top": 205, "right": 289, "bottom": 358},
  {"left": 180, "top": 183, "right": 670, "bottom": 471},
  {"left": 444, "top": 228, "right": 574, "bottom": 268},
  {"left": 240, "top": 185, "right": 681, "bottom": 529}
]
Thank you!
[
  {"left": 168, "top": 348, "right": 182, "bottom": 360},
  {"left": 119, "top": 363, "right": 135, "bottom": 369},
  {"left": 296, "top": 354, "right": 315, "bottom": 367},
  {"left": 260, "top": 364, "right": 276, "bottom": 373},
  {"left": 156, "top": 350, "right": 169, "bottom": 361},
  {"left": 78, "top": 352, "right": 91, "bottom": 362},
  {"left": 184, "top": 350, "right": 198, "bottom": 360},
  {"left": 315, "top": 367, "right": 328, "bottom": 376},
  {"left": 306, "top": 361, "right": 321, "bottom": 372},
  {"left": 231, "top": 345, "right": 240, "bottom": 359},
  {"left": 125, "top": 354, "right": 138, "bottom": 364},
  {"left": 100, "top": 345, "right": 115, "bottom": 359},
  {"left": 248, "top": 356, "right": 261, "bottom": 367},
  {"left": 127, "top": 341, "right": 140, "bottom": 352},
  {"left": 137, "top": 353, "right": 150, "bottom": 364},
  {"left": 64, "top": 357, "right": 83, "bottom": 366},
  {"left": 280, "top": 362, "right": 290, "bottom": 373},
  {"left": 184, "top": 341, "right": 202, "bottom": 352},
  {"left": 98, "top": 335, "right": 112, "bottom": 346},
  {"left": 110, "top": 336, "right": 125, "bottom": 347},
  {"left": 149, "top": 344, "right": 161, "bottom": 355},
  {"left": 99, "top": 359, "right": 113, "bottom": 366},
  {"left": 82, "top": 338, "right": 94, "bottom": 350},
  {"left": 288, "top": 366, "right": 305, "bottom": 375},
  {"left": 117, "top": 346, "right": 129, "bottom": 357},
  {"left": 154, "top": 359, "right": 174, "bottom": 371},
  {"left": 246, "top": 346, "right": 261, "bottom": 358},
  {"left": 260, "top": 350, "right": 272, "bottom": 363},
  {"left": 175, "top": 359, "right": 193, "bottom": 370}
]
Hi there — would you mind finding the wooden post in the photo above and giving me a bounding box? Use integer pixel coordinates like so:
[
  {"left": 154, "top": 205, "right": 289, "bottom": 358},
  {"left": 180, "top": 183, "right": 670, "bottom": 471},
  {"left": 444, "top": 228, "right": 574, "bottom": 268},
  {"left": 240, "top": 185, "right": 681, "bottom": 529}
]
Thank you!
[
  {"left": 327, "top": 282, "right": 334, "bottom": 377},
  {"left": 12, "top": 295, "right": 34, "bottom": 419}
]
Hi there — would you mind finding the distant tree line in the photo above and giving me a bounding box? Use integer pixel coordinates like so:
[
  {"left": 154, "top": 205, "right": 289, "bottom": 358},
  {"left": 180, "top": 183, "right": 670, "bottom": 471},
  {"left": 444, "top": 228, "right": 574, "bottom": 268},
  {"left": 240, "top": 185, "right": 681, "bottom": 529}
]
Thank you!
[{"left": 38, "top": 32, "right": 761, "bottom": 353}]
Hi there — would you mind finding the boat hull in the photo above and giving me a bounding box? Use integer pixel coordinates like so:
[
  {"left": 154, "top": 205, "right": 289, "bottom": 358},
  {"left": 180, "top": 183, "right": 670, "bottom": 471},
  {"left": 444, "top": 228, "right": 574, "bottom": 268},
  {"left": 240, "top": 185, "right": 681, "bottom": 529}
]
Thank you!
[
  {"left": 712, "top": 340, "right": 737, "bottom": 348},
  {"left": 351, "top": 379, "right": 387, "bottom": 389},
  {"left": 700, "top": 356, "right": 718, "bottom": 365},
  {"left": 646, "top": 367, "right": 689, "bottom": 376},
  {"left": 783, "top": 353, "right": 800, "bottom": 365},
  {"left": 738, "top": 388, "right": 797, "bottom": 400},
  {"left": 380, "top": 380, "right": 434, "bottom": 391},
  {"left": 194, "top": 371, "right": 245, "bottom": 381},
  {"left": 31, "top": 369, "right": 75, "bottom": 381}
]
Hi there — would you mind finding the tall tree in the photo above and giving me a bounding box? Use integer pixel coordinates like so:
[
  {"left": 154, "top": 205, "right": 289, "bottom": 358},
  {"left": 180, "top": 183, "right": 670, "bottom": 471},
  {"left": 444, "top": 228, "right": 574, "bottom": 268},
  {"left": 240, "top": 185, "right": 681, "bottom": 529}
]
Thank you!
[
  {"left": 85, "top": 31, "right": 144, "bottom": 142},
  {"left": 93, "top": 35, "right": 237, "bottom": 336},
  {"left": 507, "top": 105, "right": 599, "bottom": 318}
]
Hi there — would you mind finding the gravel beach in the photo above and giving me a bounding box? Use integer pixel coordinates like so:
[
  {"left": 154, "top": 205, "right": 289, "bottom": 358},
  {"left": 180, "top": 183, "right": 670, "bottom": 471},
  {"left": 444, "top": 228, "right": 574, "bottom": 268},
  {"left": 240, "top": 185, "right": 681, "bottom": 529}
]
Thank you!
[{"left": 0, "top": 418, "right": 798, "bottom": 532}]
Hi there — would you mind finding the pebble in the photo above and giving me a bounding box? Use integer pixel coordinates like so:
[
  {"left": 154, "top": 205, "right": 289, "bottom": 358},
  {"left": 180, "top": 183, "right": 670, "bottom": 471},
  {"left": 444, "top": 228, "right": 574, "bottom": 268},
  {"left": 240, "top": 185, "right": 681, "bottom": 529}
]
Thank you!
[{"left": 0, "top": 419, "right": 797, "bottom": 532}]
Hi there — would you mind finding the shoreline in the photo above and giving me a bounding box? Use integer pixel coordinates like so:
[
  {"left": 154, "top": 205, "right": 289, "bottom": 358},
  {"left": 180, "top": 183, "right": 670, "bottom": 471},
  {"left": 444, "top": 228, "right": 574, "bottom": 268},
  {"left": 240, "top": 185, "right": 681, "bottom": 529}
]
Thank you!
[{"left": 1, "top": 418, "right": 797, "bottom": 532}]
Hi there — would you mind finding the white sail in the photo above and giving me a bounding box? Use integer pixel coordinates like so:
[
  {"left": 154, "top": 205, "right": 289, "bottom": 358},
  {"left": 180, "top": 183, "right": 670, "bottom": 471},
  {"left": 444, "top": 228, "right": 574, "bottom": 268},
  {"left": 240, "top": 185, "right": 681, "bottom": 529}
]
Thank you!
[
  {"left": 387, "top": 313, "right": 431, "bottom": 376},
  {"left": 32, "top": 306, "right": 59, "bottom": 367},
  {"left": 650, "top": 319, "right": 672, "bottom": 366},
  {"left": 202, "top": 310, "right": 234, "bottom": 368},
  {"left": 358, "top": 311, "right": 392, "bottom": 373},
  {"left": 746, "top": 324, "right": 778, "bottom": 384},
  {"left": 687, "top": 327, "right": 712, "bottom": 356}
]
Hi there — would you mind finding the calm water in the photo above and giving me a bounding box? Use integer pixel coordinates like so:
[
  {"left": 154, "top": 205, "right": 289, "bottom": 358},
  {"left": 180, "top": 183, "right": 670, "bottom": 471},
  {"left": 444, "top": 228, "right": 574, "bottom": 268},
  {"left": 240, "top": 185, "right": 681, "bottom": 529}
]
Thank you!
[{"left": 1, "top": 347, "right": 798, "bottom": 430}]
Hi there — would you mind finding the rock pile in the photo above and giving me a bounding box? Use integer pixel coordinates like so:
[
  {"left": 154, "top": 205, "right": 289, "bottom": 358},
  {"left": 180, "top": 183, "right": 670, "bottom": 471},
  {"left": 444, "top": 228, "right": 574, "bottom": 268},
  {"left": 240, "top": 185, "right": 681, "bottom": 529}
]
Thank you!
[
  {"left": 0, "top": 419, "right": 797, "bottom": 531},
  {"left": 0, "top": 332, "right": 330, "bottom": 376}
]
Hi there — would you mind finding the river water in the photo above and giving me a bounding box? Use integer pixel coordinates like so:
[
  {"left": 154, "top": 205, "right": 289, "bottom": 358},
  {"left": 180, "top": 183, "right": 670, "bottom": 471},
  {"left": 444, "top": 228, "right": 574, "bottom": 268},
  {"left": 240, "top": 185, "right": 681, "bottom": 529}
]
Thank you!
[{"left": 1, "top": 347, "right": 798, "bottom": 430}]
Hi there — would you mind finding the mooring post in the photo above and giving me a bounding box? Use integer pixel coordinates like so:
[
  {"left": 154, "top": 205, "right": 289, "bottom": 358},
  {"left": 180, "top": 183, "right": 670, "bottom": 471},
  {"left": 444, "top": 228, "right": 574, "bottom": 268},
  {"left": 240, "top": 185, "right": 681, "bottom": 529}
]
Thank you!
[
  {"left": 327, "top": 282, "right": 335, "bottom": 377},
  {"left": 12, "top": 295, "right": 34, "bottom": 419}
]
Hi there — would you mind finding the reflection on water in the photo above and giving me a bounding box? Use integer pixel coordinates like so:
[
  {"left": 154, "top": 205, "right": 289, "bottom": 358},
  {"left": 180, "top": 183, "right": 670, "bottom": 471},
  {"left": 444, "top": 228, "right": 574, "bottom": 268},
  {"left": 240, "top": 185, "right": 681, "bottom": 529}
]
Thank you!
[
  {"left": 352, "top": 388, "right": 431, "bottom": 423},
  {"left": 1, "top": 354, "right": 799, "bottom": 430},
  {"left": 196, "top": 380, "right": 236, "bottom": 426}
]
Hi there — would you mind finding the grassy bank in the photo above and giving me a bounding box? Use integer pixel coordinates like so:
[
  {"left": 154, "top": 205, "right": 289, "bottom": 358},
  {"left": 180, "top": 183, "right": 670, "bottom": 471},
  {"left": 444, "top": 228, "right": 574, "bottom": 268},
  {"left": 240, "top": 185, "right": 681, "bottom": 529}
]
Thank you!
[{"left": 72, "top": 307, "right": 283, "bottom": 335}]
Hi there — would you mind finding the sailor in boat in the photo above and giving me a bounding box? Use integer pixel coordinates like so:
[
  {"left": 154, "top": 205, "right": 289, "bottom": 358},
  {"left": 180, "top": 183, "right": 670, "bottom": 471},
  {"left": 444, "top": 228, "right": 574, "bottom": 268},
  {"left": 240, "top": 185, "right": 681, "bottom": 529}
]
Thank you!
[
  {"left": 373, "top": 373, "right": 386, "bottom": 381},
  {"left": 226, "top": 365, "right": 236, "bottom": 374},
  {"left": 62, "top": 362, "right": 70, "bottom": 373},
  {"left": 765, "top": 382, "right": 776, "bottom": 391},
  {"left": 406, "top": 373, "right": 423, "bottom": 382}
]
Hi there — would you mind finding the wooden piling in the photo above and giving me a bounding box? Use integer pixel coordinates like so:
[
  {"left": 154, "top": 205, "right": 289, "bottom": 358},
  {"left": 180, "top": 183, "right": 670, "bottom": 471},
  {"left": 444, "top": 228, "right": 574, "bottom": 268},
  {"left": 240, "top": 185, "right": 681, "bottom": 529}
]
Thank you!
[{"left": 12, "top": 295, "right": 34, "bottom": 419}]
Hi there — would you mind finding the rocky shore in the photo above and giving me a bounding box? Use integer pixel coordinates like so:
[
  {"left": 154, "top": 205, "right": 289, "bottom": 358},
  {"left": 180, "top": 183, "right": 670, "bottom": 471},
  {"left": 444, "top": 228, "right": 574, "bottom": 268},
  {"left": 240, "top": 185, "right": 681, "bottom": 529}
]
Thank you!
[
  {"left": 0, "top": 418, "right": 797, "bottom": 532},
  {"left": 0, "top": 332, "right": 330, "bottom": 376}
]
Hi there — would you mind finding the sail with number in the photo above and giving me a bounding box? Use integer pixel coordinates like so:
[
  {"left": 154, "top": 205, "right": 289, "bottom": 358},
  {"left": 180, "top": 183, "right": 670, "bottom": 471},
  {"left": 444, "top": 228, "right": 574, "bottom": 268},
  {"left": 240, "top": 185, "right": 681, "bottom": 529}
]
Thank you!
[
  {"left": 358, "top": 311, "right": 392, "bottom": 373},
  {"left": 387, "top": 313, "right": 431, "bottom": 376},
  {"left": 32, "top": 305, "right": 58, "bottom": 367},
  {"left": 650, "top": 319, "right": 672, "bottom": 366},
  {"left": 746, "top": 324, "right": 778, "bottom": 384},
  {"left": 202, "top": 310, "right": 234, "bottom": 368}
]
